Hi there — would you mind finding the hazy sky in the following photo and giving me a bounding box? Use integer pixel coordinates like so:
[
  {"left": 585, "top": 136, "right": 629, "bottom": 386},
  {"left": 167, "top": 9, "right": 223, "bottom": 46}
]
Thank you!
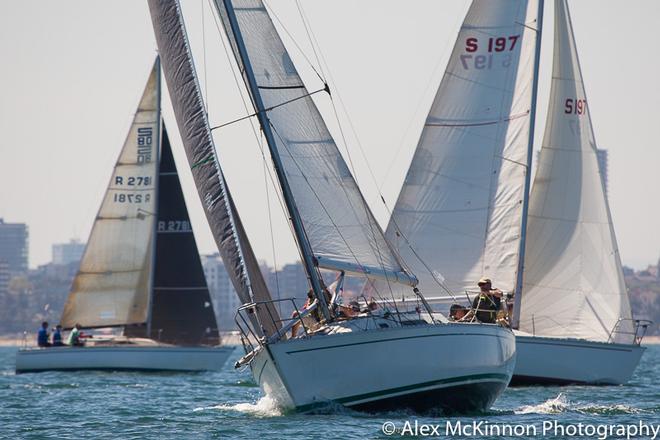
[{"left": 1, "top": 0, "right": 658, "bottom": 271}]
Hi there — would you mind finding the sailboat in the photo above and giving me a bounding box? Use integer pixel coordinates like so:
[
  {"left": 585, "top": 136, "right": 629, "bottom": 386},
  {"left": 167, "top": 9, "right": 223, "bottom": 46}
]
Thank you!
[
  {"left": 387, "top": 0, "right": 647, "bottom": 386},
  {"left": 15, "top": 59, "right": 234, "bottom": 373},
  {"left": 512, "top": 0, "right": 647, "bottom": 385},
  {"left": 148, "top": 0, "right": 515, "bottom": 413}
]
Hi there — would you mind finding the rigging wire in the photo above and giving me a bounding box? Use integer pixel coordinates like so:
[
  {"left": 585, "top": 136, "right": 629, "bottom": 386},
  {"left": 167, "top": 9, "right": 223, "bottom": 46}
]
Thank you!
[
  {"left": 205, "top": 0, "right": 315, "bottom": 287},
  {"left": 293, "top": 0, "right": 459, "bottom": 301},
  {"left": 205, "top": 0, "right": 302, "bottom": 296},
  {"left": 290, "top": 0, "right": 404, "bottom": 307}
]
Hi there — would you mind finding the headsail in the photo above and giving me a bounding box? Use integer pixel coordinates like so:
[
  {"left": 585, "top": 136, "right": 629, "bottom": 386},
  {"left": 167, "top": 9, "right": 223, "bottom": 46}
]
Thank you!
[
  {"left": 148, "top": 0, "right": 279, "bottom": 338},
  {"left": 211, "top": 0, "right": 415, "bottom": 287},
  {"left": 519, "top": 0, "right": 633, "bottom": 343},
  {"left": 61, "top": 60, "right": 160, "bottom": 329},
  {"left": 386, "top": 0, "right": 541, "bottom": 297},
  {"left": 143, "top": 127, "right": 220, "bottom": 345}
]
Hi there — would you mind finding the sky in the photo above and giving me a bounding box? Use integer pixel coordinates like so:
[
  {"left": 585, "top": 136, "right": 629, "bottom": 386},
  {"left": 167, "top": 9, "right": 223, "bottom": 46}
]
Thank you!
[{"left": 1, "top": 0, "right": 659, "bottom": 271}]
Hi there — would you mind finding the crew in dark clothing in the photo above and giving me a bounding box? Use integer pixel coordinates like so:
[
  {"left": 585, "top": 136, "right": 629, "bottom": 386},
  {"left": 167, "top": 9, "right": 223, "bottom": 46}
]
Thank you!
[
  {"left": 37, "top": 322, "right": 51, "bottom": 347},
  {"left": 472, "top": 277, "right": 503, "bottom": 324},
  {"left": 52, "top": 325, "right": 64, "bottom": 346}
]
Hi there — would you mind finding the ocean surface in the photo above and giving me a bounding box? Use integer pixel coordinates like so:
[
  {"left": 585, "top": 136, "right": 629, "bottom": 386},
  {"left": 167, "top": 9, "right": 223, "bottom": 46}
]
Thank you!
[{"left": 1, "top": 345, "right": 658, "bottom": 439}]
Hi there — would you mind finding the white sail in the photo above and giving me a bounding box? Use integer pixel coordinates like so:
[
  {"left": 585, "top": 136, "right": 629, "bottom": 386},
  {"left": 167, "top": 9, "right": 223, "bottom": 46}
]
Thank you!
[
  {"left": 61, "top": 61, "right": 160, "bottom": 328},
  {"left": 213, "top": 0, "right": 414, "bottom": 285},
  {"left": 519, "top": 0, "right": 632, "bottom": 343},
  {"left": 386, "top": 0, "right": 540, "bottom": 297}
]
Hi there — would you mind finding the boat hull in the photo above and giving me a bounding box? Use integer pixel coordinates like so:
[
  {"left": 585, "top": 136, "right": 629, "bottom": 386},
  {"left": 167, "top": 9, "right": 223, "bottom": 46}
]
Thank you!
[
  {"left": 251, "top": 323, "right": 515, "bottom": 413},
  {"left": 512, "top": 334, "right": 645, "bottom": 385},
  {"left": 15, "top": 345, "right": 234, "bottom": 373}
]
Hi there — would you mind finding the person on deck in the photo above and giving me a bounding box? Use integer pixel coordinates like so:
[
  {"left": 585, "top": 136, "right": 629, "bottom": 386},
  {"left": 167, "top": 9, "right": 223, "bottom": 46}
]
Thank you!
[
  {"left": 52, "top": 325, "right": 64, "bottom": 346},
  {"left": 449, "top": 304, "right": 468, "bottom": 321},
  {"left": 461, "top": 277, "right": 503, "bottom": 324},
  {"left": 474, "top": 277, "right": 503, "bottom": 323},
  {"left": 37, "top": 322, "right": 51, "bottom": 347},
  {"left": 67, "top": 323, "right": 84, "bottom": 347},
  {"left": 290, "top": 290, "right": 317, "bottom": 338}
]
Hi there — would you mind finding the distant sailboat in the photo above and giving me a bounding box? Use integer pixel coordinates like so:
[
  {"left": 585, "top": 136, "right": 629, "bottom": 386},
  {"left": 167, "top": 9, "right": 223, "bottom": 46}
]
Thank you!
[
  {"left": 15, "top": 59, "right": 233, "bottom": 373},
  {"left": 149, "top": 0, "right": 516, "bottom": 413},
  {"left": 388, "top": 0, "right": 647, "bottom": 386},
  {"left": 512, "top": 0, "right": 647, "bottom": 385}
]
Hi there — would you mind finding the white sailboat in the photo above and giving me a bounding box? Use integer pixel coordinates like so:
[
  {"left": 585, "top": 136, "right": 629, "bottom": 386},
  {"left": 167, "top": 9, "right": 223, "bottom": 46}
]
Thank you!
[
  {"left": 148, "top": 0, "right": 515, "bottom": 413},
  {"left": 512, "top": 0, "right": 647, "bottom": 385},
  {"left": 15, "top": 59, "right": 233, "bottom": 373},
  {"left": 387, "top": 0, "right": 647, "bottom": 386}
]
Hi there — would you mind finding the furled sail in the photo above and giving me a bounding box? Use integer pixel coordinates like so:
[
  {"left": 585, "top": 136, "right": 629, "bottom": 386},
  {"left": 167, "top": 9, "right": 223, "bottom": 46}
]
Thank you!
[
  {"left": 61, "top": 60, "right": 160, "bottom": 329},
  {"left": 212, "top": 0, "right": 415, "bottom": 286},
  {"left": 148, "top": 0, "right": 279, "bottom": 338},
  {"left": 519, "top": 0, "right": 633, "bottom": 343},
  {"left": 386, "top": 0, "right": 540, "bottom": 297},
  {"left": 145, "top": 127, "right": 220, "bottom": 345}
]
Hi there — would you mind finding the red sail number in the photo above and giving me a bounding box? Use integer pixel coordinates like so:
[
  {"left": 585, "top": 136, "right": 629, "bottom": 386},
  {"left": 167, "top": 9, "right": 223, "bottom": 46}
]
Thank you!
[{"left": 564, "top": 98, "right": 587, "bottom": 115}]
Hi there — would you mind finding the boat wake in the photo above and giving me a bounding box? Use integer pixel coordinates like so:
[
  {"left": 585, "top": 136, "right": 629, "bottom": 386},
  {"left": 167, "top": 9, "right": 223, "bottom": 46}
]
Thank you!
[
  {"left": 193, "top": 396, "right": 283, "bottom": 417},
  {"left": 516, "top": 393, "right": 570, "bottom": 414},
  {"left": 515, "top": 393, "right": 643, "bottom": 415}
]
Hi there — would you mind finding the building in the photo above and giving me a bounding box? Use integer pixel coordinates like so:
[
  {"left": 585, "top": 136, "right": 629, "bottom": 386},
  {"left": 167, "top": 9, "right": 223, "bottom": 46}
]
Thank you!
[
  {"left": 201, "top": 253, "right": 240, "bottom": 331},
  {"left": 0, "top": 260, "right": 9, "bottom": 297},
  {"left": 0, "top": 218, "right": 28, "bottom": 274},
  {"left": 52, "top": 239, "right": 85, "bottom": 265}
]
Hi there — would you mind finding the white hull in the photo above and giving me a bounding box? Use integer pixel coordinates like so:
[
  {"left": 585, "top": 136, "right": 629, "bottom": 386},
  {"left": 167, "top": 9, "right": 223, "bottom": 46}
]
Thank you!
[
  {"left": 250, "top": 322, "right": 515, "bottom": 413},
  {"left": 15, "top": 345, "right": 234, "bottom": 373},
  {"left": 512, "top": 333, "right": 645, "bottom": 385}
]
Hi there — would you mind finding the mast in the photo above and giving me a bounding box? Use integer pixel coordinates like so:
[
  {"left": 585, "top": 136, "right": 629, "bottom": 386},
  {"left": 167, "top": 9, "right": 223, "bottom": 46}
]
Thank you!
[
  {"left": 145, "top": 56, "right": 162, "bottom": 337},
  {"left": 512, "top": 0, "right": 544, "bottom": 329},
  {"left": 221, "top": 0, "right": 330, "bottom": 321}
]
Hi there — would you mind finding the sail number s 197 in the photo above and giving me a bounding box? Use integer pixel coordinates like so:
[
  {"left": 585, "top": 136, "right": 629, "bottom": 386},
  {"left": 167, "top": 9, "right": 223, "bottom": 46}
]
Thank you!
[
  {"left": 460, "top": 35, "right": 520, "bottom": 70},
  {"left": 564, "top": 98, "right": 587, "bottom": 115},
  {"left": 465, "top": 35, "right": 520, "bottom": 53}
]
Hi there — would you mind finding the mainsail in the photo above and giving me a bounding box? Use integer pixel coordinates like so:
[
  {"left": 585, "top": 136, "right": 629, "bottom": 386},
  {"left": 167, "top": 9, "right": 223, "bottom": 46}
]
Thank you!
[
  {"left": 143, "top": 127, "right": 220, "bottom": 345},
  {"left": 61, "top": 60, "right": 160, "bottom": 329},
  {"left": 386, "top": 0, "right": 541, "bottom": 297},
  {"left": 519, "top": 0, "right": 633, "bottom": 343},
  {"left": 211, "top": 0, "right": 415, "bottom": 287},
  {"left": 148, "top": 0, "right": 280, "bottom": 337}
]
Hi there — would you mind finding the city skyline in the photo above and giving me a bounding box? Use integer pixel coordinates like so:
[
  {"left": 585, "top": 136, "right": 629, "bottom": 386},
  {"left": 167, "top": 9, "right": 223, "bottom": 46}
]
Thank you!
[{"left": 1, "top": 1, "right": 659, "bottom": 271}]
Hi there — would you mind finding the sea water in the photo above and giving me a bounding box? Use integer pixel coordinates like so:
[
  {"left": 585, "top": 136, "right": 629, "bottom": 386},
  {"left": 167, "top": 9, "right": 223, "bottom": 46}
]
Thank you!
[{"left": 0, "top": 345, "right": 658, "bottom": 439}]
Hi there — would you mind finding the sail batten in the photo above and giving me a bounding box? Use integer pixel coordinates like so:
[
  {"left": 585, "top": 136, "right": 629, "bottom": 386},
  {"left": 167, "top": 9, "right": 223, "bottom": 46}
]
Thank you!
[
  {"left": 385, "top": 0, "right": 540, "bottom": 299},
  {"left": 519, "top": 0, "right": 632, "bottom": 343}
]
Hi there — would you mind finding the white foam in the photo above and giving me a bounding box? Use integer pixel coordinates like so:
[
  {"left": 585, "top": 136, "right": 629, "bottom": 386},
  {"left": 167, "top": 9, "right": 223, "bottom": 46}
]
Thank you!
[
  {"left": 515, "top": 393, "right": 569, "bottom": 414},
  {"left": 193, "top": 396, "right": 283, "bottom": 417}
]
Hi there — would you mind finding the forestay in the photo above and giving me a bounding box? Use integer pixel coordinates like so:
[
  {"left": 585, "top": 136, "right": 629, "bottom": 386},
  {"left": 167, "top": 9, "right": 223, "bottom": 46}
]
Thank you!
[
  {"left": 386, "top": 0, "right": 540, "bottom": 297},
  {"left": 519, "top": 0, "right": 633, "bottom": 343},
  {"left": 61, "top": 61, "right": 160, "bottom": 329},
  {"left": 148, "top": 0, "right": 279, "bottom": 338},
  {"left": 212, "top": 0, "right": 415, "bottom": 286}
]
